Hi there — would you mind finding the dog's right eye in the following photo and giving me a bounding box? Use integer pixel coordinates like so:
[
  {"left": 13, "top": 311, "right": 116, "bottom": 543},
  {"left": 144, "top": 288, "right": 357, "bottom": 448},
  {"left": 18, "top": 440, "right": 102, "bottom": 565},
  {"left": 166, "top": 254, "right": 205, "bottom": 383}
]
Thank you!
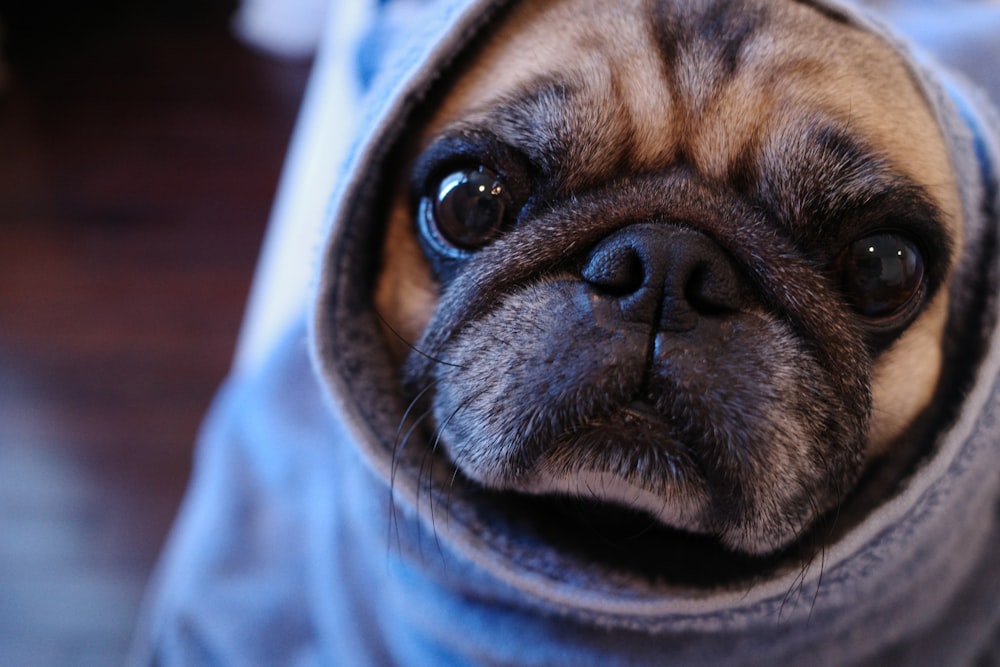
[
  {"left": 420, "top": 166, "right": 510, "bottom": 255},
  {"left": 839, "top": 232, "right": 925, "bottom": 321}
]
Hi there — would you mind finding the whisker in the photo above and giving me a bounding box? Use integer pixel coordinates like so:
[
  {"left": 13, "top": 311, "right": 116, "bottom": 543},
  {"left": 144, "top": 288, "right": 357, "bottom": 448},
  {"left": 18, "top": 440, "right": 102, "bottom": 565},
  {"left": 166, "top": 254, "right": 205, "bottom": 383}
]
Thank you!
[
  {"left": 387, "top": 403, "right": 436, "bottom": 555},
  {"left": 419, "top": 390, "right": 482, "bottom": 561},
  {"left": 809, "top": 542, "right": 827, "bottom": 620},
  {"left": 375, "top": 308, "right": 462, "bottom": 368},
  {"left": 391, "top": 382, "right": 437, "bottom": 486}
]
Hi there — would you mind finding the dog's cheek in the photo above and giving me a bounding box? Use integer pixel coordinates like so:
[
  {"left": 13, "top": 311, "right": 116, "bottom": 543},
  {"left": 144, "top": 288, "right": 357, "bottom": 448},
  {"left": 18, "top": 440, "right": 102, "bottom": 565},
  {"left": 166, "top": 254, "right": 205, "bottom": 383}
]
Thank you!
[
  {"left": 867, "top": 290, "right": 949, "bottom": 458},
  {"left": 374, "top": 203, "right": 439, "bottom": 363},
  {"left": 652, "top": 319, "right": 861, "bottom": 553},
  {"left": 429, "top": 278, "right": 651, "bottom": 487}
]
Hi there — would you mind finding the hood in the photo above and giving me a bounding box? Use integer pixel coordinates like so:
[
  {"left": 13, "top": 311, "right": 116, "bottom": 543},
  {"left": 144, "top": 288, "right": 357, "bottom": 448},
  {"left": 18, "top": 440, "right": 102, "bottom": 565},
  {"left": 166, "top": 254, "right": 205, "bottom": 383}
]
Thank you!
[
  {"left": 311, "top": 0, "right": 1000, "bottom": 664},
  {"left": 125, "top": 1, "right": 1000, "bottom": 665}
]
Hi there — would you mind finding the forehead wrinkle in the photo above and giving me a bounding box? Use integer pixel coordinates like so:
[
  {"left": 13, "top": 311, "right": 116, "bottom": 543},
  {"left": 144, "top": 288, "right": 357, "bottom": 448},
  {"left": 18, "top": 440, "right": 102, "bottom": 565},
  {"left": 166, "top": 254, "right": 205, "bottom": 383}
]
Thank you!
[
  {"left": 469, "top": 72, "right": 637, "bottom": 193},
  {"left": 750, "top": 116, "right": 946, "bottom": 254},
  {"left": 423, "top": 0, "right": 682, "bottom": 189},
  {"left": 651, "top": 0, "right": 769, "bottom": 127},
  {"left": 757, "top": 120, "right": 875, "bottom": 225}
]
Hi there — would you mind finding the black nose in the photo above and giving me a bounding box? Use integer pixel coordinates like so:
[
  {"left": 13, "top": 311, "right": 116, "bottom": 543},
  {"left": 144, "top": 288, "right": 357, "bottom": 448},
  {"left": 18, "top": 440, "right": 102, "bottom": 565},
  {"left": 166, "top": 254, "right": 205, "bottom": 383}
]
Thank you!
[{"left": 581, "top": 223, "right": 745, "bottom": 331}]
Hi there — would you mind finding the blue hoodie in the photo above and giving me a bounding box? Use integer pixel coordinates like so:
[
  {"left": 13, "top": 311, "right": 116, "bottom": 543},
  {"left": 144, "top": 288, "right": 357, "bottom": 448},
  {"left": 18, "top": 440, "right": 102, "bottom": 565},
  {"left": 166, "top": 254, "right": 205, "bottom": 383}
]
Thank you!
[{"left": 131, "top": 1, "right": 1000, "bottom": 664}]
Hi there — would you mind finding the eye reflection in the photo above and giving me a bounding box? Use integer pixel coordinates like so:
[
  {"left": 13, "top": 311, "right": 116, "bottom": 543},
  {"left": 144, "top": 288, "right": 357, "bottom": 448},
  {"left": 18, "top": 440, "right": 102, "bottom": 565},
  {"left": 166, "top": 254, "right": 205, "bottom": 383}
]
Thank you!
[
  {"left": 842, "top": 233, "right": 924, "bottom": 319},
  {"left": 426, "top": 166, "right": 509, "bottom": 251}
]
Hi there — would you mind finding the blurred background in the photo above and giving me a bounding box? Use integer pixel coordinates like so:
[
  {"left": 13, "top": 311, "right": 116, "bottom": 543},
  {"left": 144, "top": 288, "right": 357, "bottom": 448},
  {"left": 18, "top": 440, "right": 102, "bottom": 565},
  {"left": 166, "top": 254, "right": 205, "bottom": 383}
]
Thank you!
[{"left": 0, "top": 1, "right": 312, "bottom": 663}]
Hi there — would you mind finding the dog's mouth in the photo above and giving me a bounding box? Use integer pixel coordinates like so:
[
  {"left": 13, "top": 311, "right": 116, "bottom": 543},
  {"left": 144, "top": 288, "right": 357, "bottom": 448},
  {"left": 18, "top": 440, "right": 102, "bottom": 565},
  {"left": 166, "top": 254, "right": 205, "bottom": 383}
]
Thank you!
[
  {"left": 471, "top": 487, "right": 794, "bottom": 588},
  {"left": 518, "top": 400, "right": 714, "bottom": 536}
]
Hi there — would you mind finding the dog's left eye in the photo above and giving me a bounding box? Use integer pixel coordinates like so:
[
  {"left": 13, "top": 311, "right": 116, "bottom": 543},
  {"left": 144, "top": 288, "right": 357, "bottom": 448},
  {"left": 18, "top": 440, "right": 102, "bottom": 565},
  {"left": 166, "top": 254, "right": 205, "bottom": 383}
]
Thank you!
[
  {"left": 840, "top": 233, "right": 925, "bottom": 320},
  {"left": 421, "top": 166, "right": 509, "bottom": 253}
]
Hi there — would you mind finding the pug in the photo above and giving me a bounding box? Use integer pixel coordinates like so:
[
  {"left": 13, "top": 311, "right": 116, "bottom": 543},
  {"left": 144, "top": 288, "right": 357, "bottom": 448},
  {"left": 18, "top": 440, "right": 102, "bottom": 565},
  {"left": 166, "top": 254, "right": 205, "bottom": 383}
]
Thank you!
[{"left": 373, "top": 0, "right": 969, "bottom": 558}]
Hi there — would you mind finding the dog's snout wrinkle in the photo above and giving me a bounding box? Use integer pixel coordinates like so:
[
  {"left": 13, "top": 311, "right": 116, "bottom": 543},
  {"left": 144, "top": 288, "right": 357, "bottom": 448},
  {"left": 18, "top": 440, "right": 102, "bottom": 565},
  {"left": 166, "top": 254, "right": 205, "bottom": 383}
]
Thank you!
[{"left": 581, "top": 224, "right": 745, "bottom": 332}]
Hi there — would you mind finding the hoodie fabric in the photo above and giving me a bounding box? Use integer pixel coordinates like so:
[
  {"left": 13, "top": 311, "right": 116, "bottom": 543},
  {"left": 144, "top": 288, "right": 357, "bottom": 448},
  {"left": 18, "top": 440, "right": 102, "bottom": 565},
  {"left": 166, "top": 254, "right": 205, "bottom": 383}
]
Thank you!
[{"left": 130, "top": 1, "right": 1000, "bottom": 665}]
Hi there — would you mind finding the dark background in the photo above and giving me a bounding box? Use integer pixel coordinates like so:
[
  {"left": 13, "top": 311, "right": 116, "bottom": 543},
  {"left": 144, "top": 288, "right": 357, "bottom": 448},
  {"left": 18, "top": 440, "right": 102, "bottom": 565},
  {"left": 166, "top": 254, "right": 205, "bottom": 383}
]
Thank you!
[{"left": 0, "top": 2, "right": 311, "bottom": 662}]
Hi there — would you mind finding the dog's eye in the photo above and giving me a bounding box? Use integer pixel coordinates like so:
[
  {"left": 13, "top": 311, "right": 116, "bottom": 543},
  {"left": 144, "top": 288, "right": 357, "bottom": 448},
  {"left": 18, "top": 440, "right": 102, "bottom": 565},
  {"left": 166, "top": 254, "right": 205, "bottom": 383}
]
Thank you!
[
  {"left": 840, "top": 233, "right": 925, "bottom": 319},
  {"left": 422, "top": 166, "right": 509, "bottom": 253}
]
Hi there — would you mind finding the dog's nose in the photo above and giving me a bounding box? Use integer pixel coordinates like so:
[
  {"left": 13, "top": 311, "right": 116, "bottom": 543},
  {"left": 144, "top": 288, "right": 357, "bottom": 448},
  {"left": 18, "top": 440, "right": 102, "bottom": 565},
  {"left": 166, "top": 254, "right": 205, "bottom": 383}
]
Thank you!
[{"left": 581, "top": 223, "right": 745, "bottom": 331}]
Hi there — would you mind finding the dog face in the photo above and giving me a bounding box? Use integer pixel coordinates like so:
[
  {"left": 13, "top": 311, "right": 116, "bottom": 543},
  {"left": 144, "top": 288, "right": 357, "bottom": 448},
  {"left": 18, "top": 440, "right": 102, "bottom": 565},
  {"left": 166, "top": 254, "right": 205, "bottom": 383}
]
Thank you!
[{"left": 375, "top": 0, "right": 962, "bottom": 555}]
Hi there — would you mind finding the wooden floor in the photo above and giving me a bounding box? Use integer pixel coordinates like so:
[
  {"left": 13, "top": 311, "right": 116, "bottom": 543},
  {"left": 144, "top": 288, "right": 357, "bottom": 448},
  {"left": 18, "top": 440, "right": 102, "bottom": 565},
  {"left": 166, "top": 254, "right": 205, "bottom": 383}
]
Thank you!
[{"left": 0, "top": 6, "right": 310, "bottom": 664}]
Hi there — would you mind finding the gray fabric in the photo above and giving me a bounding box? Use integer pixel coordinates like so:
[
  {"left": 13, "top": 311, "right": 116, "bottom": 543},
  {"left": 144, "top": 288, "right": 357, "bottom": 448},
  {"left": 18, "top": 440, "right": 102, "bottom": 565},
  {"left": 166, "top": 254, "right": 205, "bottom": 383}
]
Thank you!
[{"left": 131, "top": 1, "right": 1000, "bottom": 665}]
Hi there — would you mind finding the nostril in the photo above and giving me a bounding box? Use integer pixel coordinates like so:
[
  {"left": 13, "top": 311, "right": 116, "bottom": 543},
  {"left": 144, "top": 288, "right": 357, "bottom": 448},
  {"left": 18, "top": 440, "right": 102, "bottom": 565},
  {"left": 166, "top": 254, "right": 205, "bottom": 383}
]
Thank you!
[
  {"left": 581, "top": 241, "right": 645, "bottom": 296},
  {"left": 685, "top": 262, "right": 744, "bottom": 316}
]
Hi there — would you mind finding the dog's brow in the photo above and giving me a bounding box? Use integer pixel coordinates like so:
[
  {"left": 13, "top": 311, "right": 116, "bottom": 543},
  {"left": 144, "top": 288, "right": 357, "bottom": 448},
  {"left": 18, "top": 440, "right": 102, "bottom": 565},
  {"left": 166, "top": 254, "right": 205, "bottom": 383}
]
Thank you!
[
  {"left": 746, "top": 119, "right": 951, "bottom": 278},
  {"left": 751, "top": 121, "right": 893, "bottom": 223},
  {"left": 796, "top": 125, "right": 918, "bottom": 222},
  {"left": 490, "top": 81, "right": 585, "bottom": 172},
  {"left": 488, "top": 82, "right": 576, "bottom": 173},
  {"left": 477, "top": 78, "right": 635, "bottom": 191}
]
